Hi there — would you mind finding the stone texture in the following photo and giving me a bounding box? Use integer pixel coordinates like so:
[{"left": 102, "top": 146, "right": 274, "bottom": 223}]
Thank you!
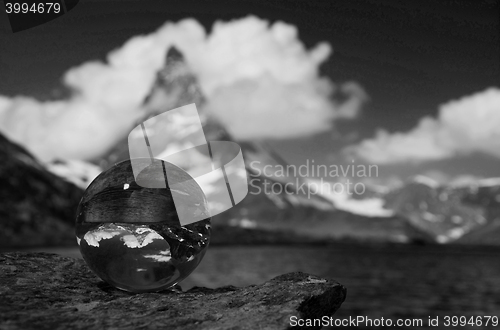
[{"left": 0, "top": 252, "right": 346, "bottom": 330}]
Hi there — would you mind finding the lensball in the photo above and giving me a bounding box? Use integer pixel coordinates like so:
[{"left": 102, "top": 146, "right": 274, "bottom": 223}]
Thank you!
[{"left": 75, "top": 158, "right": 211, "bottom": 293}]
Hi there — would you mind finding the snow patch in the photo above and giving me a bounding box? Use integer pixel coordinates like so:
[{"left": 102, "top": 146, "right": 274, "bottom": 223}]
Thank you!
[
  {"left": 412, "top": 175, "right": 440, "bottom": 188},
  {"left": 229, "top": 218, "right": 257, "bottom": 228},
  {"left": 46, "top": 159, "right": 102, "bottom": 189},
  {"left": 303, "top": 179, "right": 395, "bottom": 217}
]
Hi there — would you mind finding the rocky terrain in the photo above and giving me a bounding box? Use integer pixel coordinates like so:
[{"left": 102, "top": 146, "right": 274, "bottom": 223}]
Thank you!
[
  {"left": 0, "top": 252, "right": 346, "bottom": 330},
  {"left": 0, "top": 133, "right": 82, "bottom": 248},
  {"left": 385, "top": 176, "right": 500, "bottom": 244}
]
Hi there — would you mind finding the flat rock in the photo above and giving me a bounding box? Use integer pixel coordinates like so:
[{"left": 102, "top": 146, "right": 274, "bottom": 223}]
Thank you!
[{"left": 0, "top": 252, "right": 346, "bottom": 330}]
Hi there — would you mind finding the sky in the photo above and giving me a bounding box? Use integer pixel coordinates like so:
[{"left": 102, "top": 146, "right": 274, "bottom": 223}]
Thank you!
[{"left": 0, "top": 0, "right": 499, "bottom": 185}]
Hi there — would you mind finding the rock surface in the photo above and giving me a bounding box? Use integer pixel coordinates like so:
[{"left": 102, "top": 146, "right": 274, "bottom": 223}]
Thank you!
[{"left": 0, "top": 252, "right": 346, "bottom": 330}]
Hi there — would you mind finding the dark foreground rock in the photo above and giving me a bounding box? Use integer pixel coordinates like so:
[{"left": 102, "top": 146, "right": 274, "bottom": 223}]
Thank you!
[{"left": 0, "top": 252, "right": 346, "bottom": 330}]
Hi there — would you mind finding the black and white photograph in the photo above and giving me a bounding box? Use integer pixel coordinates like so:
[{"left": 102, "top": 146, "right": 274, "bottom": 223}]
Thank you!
[{"left": 1, "top": 0, "right": 499, "bottom": 329}]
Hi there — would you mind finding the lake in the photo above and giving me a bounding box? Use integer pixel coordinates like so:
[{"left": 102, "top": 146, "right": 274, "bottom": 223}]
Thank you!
[{"left": 23, "top": 242, "right": 500, "bottom": 329}]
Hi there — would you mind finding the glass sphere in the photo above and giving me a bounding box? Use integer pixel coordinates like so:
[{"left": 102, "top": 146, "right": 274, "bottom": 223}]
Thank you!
[{"left": 75, "top": 159, "right": 211, "bottom": 293}]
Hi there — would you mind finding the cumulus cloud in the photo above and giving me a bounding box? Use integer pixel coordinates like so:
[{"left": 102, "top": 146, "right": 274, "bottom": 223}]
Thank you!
[
  {"left": 0, "top": 16, "right": 365, "bottom": 162},
  {"left": 83, "top": 228, "right": 122, "bottom": 247},
  {"left": 201, "top": 17, "right": 366, "bottom": 140},
  {"left": 348, "top": 88, "right": 500, "bottom": 164},
  {"left": 0, "top": 19, "right": 204, "bottom": 162}
]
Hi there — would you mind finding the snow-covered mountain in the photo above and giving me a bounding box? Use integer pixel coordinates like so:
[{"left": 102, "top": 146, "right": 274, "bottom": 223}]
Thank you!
[
  {"left": 93, "top": 47, "right": 335, "bottom": 211},
  {"left": 28, "top": 46, "right": 500, "bottom": 246},
  {"left": 76, "top": 46, "right": 419, "bottom": 243},
  {"left": 383, "top": 175, "right": 500, "bottom": 244}
]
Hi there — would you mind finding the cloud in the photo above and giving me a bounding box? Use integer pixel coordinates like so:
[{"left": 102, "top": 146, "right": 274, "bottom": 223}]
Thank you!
[
  {"left": 0, "top": 16, "right": 365, "bottom": 162},
  {"left": 348, "top": 88, "right": 500, "bottom": 164},
  {"left": 201, "top": 17, "right": 366, "bottom": 140},
  {"left": 0, "top": 19, "right": 205, "bottom": 162},
  {"left": 83, "top": 227, "right": 123, "bottom": 247}
]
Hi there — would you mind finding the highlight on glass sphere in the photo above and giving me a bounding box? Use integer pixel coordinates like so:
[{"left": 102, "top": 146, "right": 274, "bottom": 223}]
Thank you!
[{"left": 75, "top": 158, "right": 211, "bottom": 293}]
